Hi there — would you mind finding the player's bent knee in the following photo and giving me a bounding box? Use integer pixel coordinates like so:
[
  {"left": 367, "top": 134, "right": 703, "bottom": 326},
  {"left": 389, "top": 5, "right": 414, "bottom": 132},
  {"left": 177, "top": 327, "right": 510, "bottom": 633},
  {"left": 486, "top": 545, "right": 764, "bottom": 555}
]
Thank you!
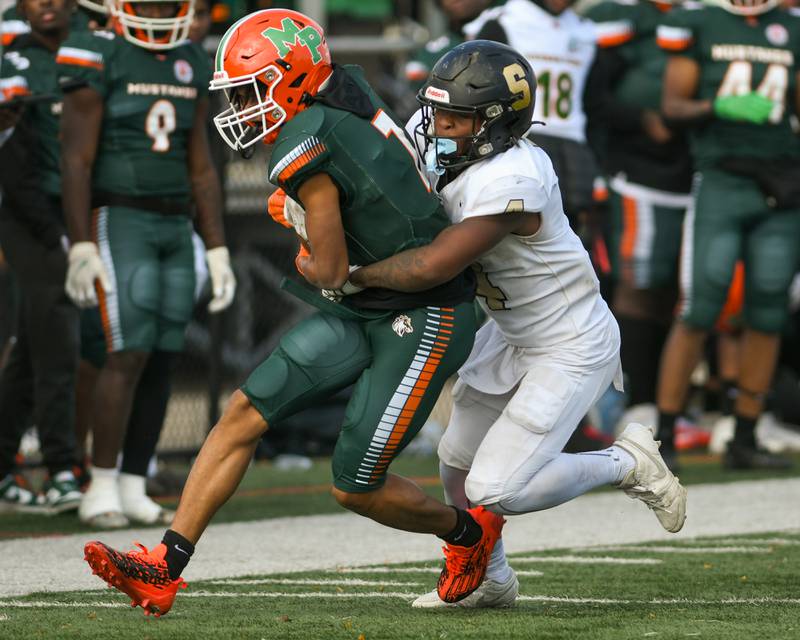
[
  {"left": 680, "top": 304, "right": 720, "bottom": 332},
  {"left": 331, "top": 486, "right": 373, "bottom": 514},
  {"left": 215, "top": 389, "right": 268, "bottom": 442}
]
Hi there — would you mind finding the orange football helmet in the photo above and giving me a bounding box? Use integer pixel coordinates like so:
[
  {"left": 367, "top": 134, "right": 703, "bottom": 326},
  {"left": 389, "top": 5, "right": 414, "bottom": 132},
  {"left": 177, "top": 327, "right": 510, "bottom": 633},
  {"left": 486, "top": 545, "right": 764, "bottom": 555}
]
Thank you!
[
  {"left": 210, "top": 9, "right": 332, "bottom": 151},
  {"left": 107, "top": 0, "right": 194, "bottom": 50}
]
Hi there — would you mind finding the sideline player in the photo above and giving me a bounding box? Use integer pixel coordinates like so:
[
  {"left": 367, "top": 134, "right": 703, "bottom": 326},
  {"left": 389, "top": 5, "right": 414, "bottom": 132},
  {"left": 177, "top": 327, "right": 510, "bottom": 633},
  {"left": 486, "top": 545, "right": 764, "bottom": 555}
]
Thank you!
[
  {"left": 351, "top": 40, "right": 688, "bottom": 607},
  {"left": 654, "top": 0, "right": 800, "bottom": 470},
  {"left": 0, "top": 0, "right": 83, "bottom": 514},
  {"left": 586, "top": 0, "right": 692, "bottom": 460},
  {"left": 464, "top": 0, "right": 605, "bottom": 231},
  {"left": 81, "top": 9, "right": 503, "bottom": 617},
  {"left": 58, "top": 0, "right": 236, "bottom": 528}
]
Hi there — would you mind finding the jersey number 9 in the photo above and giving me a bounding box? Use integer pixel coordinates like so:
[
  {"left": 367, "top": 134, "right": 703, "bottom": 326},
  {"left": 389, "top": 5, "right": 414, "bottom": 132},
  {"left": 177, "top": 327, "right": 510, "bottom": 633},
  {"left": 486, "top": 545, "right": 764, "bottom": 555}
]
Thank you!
[{"left": 146, "top": 99, "right": 177, "bottom": 153}]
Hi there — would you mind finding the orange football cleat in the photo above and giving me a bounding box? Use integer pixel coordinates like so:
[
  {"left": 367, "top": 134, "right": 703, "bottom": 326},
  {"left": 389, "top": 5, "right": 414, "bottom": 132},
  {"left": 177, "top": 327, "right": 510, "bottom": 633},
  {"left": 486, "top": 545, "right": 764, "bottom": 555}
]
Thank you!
[
  {"left": 436, "top": 506, "right": 505, "bottom": 603},
  {"left": 84, "top": 541, "right": 186, "bottom": 617}
]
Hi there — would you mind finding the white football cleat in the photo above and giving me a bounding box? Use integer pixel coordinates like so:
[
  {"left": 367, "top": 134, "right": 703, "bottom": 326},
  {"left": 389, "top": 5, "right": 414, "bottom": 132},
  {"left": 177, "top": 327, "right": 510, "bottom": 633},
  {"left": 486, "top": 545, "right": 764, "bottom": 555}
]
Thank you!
[
  {"left": 412, "top": 571, "right": 519, "bottom": 609},
  {"left": 615, "top": 422, "right": 688, "bottom": 533}
]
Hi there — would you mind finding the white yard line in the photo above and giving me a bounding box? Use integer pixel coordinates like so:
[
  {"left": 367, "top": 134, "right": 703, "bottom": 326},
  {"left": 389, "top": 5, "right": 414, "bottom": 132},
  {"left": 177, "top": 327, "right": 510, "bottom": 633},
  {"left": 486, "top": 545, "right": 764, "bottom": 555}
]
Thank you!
[
  {"left": 329, "top": 567, "right": 544, "bottom": 577},
  {"left": 206, "top": 578, "right": 423, "bottom": 587},
  {"left": 1, "top": 477, "right": 799, "bottom": 598},
  {"left": 513, "top": 555, "right": 662, "bottom": 565},
  {"left": 584, "top": 546, "right": 771, "bottom": 554}
]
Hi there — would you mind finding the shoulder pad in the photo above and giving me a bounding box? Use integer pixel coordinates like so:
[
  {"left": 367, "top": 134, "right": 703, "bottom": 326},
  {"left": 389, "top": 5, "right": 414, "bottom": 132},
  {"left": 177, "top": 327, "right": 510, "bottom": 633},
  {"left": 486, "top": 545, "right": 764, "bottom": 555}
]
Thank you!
[{"left": 268, "top": 108, "right": 331, "bottom": 187}]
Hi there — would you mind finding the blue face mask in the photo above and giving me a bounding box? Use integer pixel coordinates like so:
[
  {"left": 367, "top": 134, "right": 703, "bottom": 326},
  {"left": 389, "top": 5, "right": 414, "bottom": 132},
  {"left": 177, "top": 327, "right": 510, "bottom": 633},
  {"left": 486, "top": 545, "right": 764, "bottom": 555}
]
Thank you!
[{"left": 425, "top": 137, "right": 458, "bottom": 176}]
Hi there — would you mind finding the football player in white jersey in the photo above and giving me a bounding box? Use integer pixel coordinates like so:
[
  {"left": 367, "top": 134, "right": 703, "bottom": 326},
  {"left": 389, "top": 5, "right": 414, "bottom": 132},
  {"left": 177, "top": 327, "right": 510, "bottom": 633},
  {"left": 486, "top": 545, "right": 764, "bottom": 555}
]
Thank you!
[
  {"left": 350, "top": 40, "right": 687, "bottom": 608},
  {"left": 463, "top": 0, "right": 605, "bottom": 229}
]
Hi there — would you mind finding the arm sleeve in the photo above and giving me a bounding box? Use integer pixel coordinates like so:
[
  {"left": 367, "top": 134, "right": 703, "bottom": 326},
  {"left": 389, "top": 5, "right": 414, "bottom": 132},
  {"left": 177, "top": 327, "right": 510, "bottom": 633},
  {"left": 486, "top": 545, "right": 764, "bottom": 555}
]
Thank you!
[
  {"left": 656, "top": 8, "right": 698, "bottom": 58},
  {"left": 56, "top": 32, "right": 111, "bottom": 96},
  {"left": 267, "top": 132, "right": 332, "bottom": 197},
  {"left": 462, "top": 174, "right": 549, "bottom": 220}
]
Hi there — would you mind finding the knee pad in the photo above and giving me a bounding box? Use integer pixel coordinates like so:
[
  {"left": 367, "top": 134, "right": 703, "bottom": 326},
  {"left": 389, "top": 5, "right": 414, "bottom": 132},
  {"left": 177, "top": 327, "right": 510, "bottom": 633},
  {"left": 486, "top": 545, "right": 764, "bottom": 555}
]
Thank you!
[
  {"left": 243, "top": 314, "right": 368, "bottom": 419},
  {"left": 129, "top": 263, "right": 161, "bottom": 313},
  {"left": 745, "top": 303, "right": 788, "bottom": 334}
]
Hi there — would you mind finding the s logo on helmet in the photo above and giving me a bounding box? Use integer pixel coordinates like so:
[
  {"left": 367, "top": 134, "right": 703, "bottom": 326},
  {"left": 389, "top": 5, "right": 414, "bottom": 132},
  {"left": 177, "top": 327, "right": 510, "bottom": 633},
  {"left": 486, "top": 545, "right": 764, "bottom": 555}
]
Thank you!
[
  {"left": 262, "top": 17, "right": 325, "bottom": 64},
  {"left": 392, "top": 314, "right": 414, "bottom": 337}
]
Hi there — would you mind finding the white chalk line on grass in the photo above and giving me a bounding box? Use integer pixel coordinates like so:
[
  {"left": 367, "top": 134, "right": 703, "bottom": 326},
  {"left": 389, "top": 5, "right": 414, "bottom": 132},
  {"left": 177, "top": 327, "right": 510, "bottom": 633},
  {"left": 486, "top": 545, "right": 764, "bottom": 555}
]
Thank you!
[
  {"left": 513, "top": 555, "right": 662, "bottom": 565},
  {"left": 583, "top": 546, "right": 772, "bottom": 554},
  {"left": 328, "top": 567, "right": 544, "bottom": 577},
  {"left": 3, "top": 594, "right": 800, "bottom": 608},
  {"left": 207, "top": 578, "right": 423, "bottom": 587},
  {"left": 686, "top": 538, "right": 800, "bottom": 546}
]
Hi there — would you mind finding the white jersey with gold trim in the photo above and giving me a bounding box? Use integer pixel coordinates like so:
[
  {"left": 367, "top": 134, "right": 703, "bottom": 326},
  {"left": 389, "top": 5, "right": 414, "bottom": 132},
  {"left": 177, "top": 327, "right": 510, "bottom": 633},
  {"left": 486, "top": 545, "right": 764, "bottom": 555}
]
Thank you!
[
  {"left": 465, "top": 0, "right": 597, "bottom": 143},
  {"left": 438, "top": 139, "right": 619, "bottom": 393}
]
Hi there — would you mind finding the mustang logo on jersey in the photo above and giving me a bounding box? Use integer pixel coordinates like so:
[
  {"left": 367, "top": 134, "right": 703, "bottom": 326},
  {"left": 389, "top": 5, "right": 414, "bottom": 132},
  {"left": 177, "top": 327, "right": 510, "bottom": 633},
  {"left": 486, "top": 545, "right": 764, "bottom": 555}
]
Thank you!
[
  {"left": 392, "top": 314, "right": 414, "bottom": 337},
  {"left": 174, "top": 59, "right": 193, "bottom": 84},
  {"left": 262, "top": 17, "right": 325, "bottom": 64}
]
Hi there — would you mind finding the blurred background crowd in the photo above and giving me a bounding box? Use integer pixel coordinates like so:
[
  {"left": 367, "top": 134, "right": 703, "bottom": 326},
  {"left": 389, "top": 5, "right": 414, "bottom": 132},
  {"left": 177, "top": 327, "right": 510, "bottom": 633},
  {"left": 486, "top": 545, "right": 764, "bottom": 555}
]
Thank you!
[{"left": 1, "top": 0, "right": 800, "bottom": 525}]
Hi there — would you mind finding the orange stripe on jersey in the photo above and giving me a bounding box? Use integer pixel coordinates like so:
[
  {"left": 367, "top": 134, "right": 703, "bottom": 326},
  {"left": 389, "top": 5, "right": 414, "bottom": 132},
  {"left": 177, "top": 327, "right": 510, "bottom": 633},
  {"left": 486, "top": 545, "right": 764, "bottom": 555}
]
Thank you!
[
  {"left": 656, "top": 36, "right": 691, "bottom": 51},
  {"left": 278, "top": 143, "right": 326, "bottom": 183},
  {"left": 597, "top": 32, "right": 634, "bottom": 48},
  {"left": 620, "top": 195, "right": 638, "bottom": 261},
  {"left": 1, "top": 33, "right": 15, "bottom": 46},
  {"left": 55, "top": 55, "right": 104, "bottom": 70},
  {"left": 1, "top": 86, "right": 29, "bottom": 101}
]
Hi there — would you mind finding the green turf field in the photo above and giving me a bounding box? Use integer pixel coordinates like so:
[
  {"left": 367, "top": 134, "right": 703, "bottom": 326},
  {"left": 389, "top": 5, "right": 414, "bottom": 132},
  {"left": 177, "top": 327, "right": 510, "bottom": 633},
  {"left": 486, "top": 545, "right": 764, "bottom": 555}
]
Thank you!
[
  {"left": 1, "top": 531, "right": 798, "bottom": 639},
  {"left": 2, "top": 453, "right": 799, "bottom": 539}
]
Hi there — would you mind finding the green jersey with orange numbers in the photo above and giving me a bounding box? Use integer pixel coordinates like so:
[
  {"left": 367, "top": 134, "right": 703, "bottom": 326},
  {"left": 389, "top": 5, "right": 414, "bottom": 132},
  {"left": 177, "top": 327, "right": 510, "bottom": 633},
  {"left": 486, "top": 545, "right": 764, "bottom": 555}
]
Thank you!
[
  {"left": 657, "top": 3, "right": 800, "bottom": 169},
  {"left": 57, "top": 29, "right": 211, "bottom": 199}
]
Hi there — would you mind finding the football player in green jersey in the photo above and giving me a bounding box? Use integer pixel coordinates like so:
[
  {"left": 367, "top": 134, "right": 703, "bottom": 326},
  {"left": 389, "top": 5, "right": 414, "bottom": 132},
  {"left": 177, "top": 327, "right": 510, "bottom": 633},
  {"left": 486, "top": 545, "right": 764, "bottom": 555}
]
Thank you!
[
  {"left": 80, "top": 9, "right": 504, "bottom": 617},
  {"left": 587, "top": 0, "right": 692, "bottom": 453},
  {"left": 654, "top": 0, "right": 800, "bottom": 470},
  {"left": 58, "top": 0, "right": 236, "bottom": 528},
  {"left": 0, "top": 0, "right": 84, "bottom": 514}
]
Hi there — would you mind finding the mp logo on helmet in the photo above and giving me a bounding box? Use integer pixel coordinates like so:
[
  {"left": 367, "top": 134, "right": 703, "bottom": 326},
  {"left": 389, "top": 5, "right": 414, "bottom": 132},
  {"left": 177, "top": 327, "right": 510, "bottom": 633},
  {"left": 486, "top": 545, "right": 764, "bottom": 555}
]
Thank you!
[{"left": 262, "top": 17, "right": 325, "bottom": 63}]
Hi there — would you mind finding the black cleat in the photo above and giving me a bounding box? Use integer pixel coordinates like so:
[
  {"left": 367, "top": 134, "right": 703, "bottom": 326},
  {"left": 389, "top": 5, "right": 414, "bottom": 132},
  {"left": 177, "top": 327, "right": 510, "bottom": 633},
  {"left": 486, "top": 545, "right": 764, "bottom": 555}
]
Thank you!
[{"left": 723, "top": 443, "right": 794, "bottom": 470}]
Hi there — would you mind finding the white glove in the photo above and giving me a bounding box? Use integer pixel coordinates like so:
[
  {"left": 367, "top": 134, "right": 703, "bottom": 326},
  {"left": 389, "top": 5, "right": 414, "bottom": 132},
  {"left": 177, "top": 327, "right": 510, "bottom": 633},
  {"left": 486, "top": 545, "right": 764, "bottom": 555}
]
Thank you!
[
  {"left": 206, "top": 246, "right": 236, "bottom": 313},
  {"left": 283, "top": 195, "right": 308, "bottom": 241},
  {"left": 321, "top": 265, "right": 364, "bottom": 302},
  {"left": 65, "top": 241, "right": 114, "bottom": 308}
]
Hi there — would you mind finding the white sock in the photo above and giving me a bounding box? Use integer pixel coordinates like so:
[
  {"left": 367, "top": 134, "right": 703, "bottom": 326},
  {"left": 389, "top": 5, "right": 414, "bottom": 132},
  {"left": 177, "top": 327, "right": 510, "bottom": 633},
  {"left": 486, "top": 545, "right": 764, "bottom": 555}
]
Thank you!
[
  {"left": 440, "top": 462, "right": 469, "bottom": 509},
  {"left": 485, "top": 538, "right": 513, "bottom": 584},
  {"left": 88, "top": 466, "right": 118, "bottom": 494},
  {"left": 119, "top": 472, "right": 162, "bottom": 522},
  {"left": 498, "top": 447, "right": 637, "bottom": 514},
  {"left": 80, "top": 466, "right": 122, "bottom": 518}
]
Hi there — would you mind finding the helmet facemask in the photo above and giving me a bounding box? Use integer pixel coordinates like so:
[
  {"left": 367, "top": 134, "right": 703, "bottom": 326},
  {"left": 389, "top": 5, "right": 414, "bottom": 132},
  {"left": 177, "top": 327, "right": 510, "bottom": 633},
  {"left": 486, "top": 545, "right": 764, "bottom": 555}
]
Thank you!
[
  {"left": 415, "top": 98, "right": 513, "bottom": 173},
  {"left": 109, "top": 0, "right": 194, "bottom": 50},
  {"left": 711, "top": 0, "right": 780, "bottom": 15},
  {"left": 211, "top": 64, "right": 287, "bottom": 151}
]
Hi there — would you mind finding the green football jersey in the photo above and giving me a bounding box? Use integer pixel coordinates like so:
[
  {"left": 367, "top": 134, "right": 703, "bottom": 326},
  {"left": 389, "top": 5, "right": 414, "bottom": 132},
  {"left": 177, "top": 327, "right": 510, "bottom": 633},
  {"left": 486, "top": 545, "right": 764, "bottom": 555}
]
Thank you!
[
  {"left": 57, "top": 29, "right": 211, "bottom": 199},
  {"left": 1, "top": 36, "right": 64, "bottom": 196},
  {"left": 658, "top": 3, "right": 800, "bottom": 169},
  {"left": 405, "top": 32, "right": 464, "bottom": 93},
  {"left": 589, "top": 0, "right": 669, "bottom": 111},
  {"left": 268, "top": 65, "right": 451, "bottom": 266}
]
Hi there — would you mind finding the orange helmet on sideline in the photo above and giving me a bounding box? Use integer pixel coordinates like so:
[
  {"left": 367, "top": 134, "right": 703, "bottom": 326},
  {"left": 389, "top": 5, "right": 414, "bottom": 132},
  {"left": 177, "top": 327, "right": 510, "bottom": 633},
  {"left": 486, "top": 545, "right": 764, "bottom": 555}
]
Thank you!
[
  {"left": 107, "top": 0, "right": 195, "bottom": 50},
  {"left": 210, "top": 9, "right": 333, "bottom": 151}
]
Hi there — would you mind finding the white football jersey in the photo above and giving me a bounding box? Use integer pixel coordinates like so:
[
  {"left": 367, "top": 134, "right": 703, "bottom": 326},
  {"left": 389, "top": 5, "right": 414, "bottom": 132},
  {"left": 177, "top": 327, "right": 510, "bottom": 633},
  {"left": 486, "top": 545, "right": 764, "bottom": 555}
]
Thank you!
[
  {"left": 436, "top": 140, "right": 619, "bottom": 390},
  {"left": 464, "top": 0, "right": 597, "bottom": 143}
]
